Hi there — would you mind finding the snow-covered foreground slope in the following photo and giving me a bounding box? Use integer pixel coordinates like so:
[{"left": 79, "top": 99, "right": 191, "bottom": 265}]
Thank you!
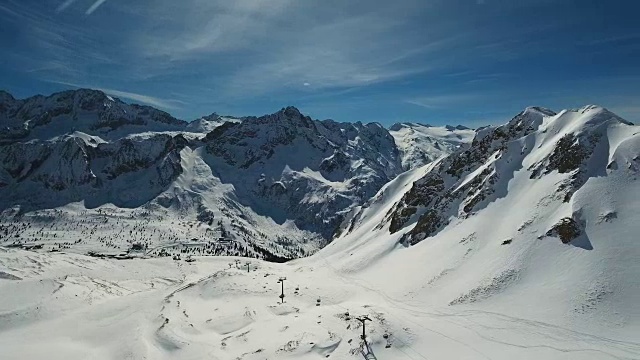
[
  {"left": 1, "top": 245, "right": 638, "bottom": 360},
  {"left": 389, "top": 122, "right": 475, "bottom": 169}
]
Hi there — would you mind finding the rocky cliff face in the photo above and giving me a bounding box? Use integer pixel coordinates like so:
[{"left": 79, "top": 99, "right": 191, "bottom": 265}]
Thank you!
[
  {"left": 202, "top": 106, "right": 403, "bottom": 238},
  {"left": 0, "top": 131, "right": 187, "bottom": 210}
]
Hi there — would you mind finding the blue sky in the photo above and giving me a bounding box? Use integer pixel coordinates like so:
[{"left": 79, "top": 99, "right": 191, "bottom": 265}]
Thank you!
[{"left": 1, "top": 0, "right": 639, "bottom": 127}]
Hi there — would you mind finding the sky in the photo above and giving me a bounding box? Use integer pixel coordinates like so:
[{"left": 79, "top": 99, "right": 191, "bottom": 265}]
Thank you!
[{"left": 1, "top": 0, "right": 639, "bottom": 127}]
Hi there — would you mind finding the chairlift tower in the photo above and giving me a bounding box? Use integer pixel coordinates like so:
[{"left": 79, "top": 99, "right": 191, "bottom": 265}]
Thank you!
[
  {"left": 277, "top": 277, "right": 287, "bottom": 303},
  {"left": 356, "top": 315, "right": 372, "bottom": 340}
]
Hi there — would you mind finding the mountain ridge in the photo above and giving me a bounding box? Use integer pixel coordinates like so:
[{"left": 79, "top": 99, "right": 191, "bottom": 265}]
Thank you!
[{"left": 0, "top": 89, "right": 187, "bottom": 143}]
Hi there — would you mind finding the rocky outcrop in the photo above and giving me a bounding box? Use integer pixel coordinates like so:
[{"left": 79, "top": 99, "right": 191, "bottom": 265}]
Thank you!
[{"left": 546, "top": 217, "right": 581, "bottom": 244}]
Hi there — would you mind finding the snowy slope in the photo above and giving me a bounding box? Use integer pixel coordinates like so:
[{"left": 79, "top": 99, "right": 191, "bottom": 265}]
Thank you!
[
  {"left": 315, "top": 104, "right": 640, "bottom": 346},
  {"left": 389, "top": 122, "right": 475, "bottom": 169},
  {"left": 1, "top": 226, "right": 638, "bottom": 360}
]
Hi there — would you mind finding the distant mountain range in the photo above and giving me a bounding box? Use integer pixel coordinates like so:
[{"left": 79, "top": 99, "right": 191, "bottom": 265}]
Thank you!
[
  {"left": 1, "top": 89, "right": 637, "bottom": 268},
  {"left": 0, "top": 89, "right": 473, "bottom": 260}
]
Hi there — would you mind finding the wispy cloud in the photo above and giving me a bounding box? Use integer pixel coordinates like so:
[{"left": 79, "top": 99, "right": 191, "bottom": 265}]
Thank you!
[
  {"left": 2, "top": 0, "right": 559, "bottom": 101},
  {"left": 86, "top": 0, "right": 108, "bottom": 15},
  {"left": 116, "top": 0, "right": 445, "bottom": 95},
  {"left": 405, "top": 94, "right": 482, "bottom": 109},
  {"left": 224, "top": 46, "right": 431, "bottom": 96},
  {"left": 56, "top": 0, "right": 78, "bottom": 13},
  {"left": 54, "top": 0, "right": 109, "bottom": 15},
  {"left": 3, "top": 0, "right": 639, "bottom": 123},
  {"left": 1, "top": 0, "right": 116, "bottom": 80},
  {"left": 130, "top": 0, "right": 293, "bottom": 60}
]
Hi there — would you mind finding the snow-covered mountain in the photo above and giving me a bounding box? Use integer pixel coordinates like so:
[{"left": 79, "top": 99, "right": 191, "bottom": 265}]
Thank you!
[
  {"left": 328, "top": 104, "right": 639, "bottom": 337},
  {"left": 381, "top": 105, "right": 637, "bottom": 246},
  {"left": 200, "top": 107, "right": 403, "bottom": 237},
  {"left": 389, "top": 122, "right": 475, "bottom": 169},
  {"left": 0, "top": 89, "right": 187, "bottom": 142},
  {"left": 2, "top": 88, "right": 637, "bottom": 272}
]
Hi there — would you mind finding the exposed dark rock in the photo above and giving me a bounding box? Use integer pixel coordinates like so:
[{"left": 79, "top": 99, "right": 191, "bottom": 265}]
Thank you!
[
  {"left": 546, "top": 217, "right": 581, "bottom": 244},
  {"left": 547, "top": 134, "right": 589, "bottom": 174}
]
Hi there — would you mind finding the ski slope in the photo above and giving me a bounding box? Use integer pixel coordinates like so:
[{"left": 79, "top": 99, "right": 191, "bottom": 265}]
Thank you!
[{"left": 1, "top": 247, "right": 638, "bottom": 360}]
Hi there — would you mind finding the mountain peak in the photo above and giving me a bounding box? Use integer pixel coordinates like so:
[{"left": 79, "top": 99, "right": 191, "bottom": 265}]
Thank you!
[
  {"left": 523, "top": 106, "right": 556, "bottom": 117},
  {"left": 242, "top": 106, "right": 315, "bottom": 129},
  {"left": 0, "top": 90, "right": 16, "bottom": 102},
  {"left": 388, "top": 122, "right": 434, "bottom": 131},
  {"left": 281, "top": 106, "right": 303, "bottom": 118},
  {"left": 200, "top": 112, "right": 221, "bottom": 121},
  {"left": 0, "top": 89, "right": 186, "bottom": 142},
  {"left": 578, "top": 104, "right": 603, "bottom": 112},
  {"left": 55, "top": 88, "right": 109, "bottom": 101},
  {"left": 389, "top": 122, "right": 472, "bottom": 132},
  {"left": 568, "top": 104, "right": 635, "bottom": 126},
  {"left": 70, "top": 88, "right": 107, "bottom": 96}
]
